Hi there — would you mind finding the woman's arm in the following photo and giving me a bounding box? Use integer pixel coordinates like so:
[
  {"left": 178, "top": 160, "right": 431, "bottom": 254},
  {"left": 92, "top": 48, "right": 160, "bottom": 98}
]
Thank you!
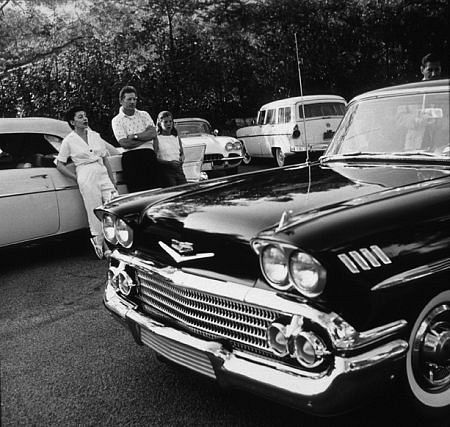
[
  {"left": 56, "top": 160, "right": 77, "bottom": 181},
  {"left": 103, "top": 158, "right": 116, "bottom": 188}
]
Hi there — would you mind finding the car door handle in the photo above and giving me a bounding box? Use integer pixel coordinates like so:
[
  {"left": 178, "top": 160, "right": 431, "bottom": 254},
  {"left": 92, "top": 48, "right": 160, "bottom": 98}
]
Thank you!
[{"left": 30, "top": 174, "right": 48, "bottom": 179}]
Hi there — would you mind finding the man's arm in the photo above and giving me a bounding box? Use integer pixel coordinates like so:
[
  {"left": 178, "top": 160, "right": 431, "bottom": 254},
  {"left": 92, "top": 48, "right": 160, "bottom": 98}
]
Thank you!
[{"left": 119, "top": 125, "right": 158, "bottom": 149}]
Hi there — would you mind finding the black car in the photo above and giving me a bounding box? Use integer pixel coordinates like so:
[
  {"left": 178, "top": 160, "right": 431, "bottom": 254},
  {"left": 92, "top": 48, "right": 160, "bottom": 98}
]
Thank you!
[{"left": 96, "top": 79, "right": 450, "bottom": 420}]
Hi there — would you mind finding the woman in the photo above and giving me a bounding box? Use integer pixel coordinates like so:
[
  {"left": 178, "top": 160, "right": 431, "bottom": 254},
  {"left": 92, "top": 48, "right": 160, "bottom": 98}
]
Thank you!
[
  {"left": 155, "top": 110, "right": 187, "bottom": 187},
  {"left": 56, "top": 106, "right": 118, "bottom": 259}
]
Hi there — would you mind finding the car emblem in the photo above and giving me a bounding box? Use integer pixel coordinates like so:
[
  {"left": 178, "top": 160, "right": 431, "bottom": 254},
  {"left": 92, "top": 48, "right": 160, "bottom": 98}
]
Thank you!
[
  {"left": 159, "top": 241, "right": 214, "bottom": 264},
  {"left": 171, "top": 239, "right": 194, "bottom": 255}
]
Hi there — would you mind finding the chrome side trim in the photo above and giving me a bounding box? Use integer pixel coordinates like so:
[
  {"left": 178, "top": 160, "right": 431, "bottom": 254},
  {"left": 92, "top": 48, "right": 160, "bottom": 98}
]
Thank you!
[
  {"left": 338, "top": 245, "right": 391, "bottom": 273},
  {"left": 110, "top": 251, "right": 407, "bottom": 351},
  {"left": 372, "top": 257, "right": 450, "bottom": 291}
]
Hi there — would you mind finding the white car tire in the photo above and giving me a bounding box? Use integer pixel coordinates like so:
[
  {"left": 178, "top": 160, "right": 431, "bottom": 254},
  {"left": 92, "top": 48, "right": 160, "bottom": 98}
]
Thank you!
[{"left": 405, "top": 290, "right": 450, "bottom": 422}]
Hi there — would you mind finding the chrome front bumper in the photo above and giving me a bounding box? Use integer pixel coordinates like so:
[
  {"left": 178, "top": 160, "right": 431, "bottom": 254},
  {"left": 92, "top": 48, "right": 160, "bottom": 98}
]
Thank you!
[{"left": 104, "top": 281, "right": 408, "bottom": 415}]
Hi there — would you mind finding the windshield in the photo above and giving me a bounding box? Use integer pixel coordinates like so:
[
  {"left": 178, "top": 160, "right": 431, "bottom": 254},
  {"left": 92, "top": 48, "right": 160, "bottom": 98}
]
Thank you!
[
  {"left": 325, "top": 92, "right": 449, "bottom": 160},
  {"left": 176, "top": 121, "right": 212, "bottom": 136}
]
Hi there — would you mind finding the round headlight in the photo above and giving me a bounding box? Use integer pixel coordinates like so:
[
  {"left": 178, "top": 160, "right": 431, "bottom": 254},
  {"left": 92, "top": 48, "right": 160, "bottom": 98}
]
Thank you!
[
  {"left": 261, "top": 245, "right": 289, "bottom": 288},
  {"left": 116, "top": 218, "right": 133, "bottom": 248},
  {"left": 103, "top": 214, "right": 117, "bottom": 244},
  {"left": 233, "top": 141, "right": 242, "bottom": 150},
  {"left": 225, "top": 142, "right": 234, "bottom": 151},
  {"left": 289, "top": 251, "right": 326, "bottom": 297}
]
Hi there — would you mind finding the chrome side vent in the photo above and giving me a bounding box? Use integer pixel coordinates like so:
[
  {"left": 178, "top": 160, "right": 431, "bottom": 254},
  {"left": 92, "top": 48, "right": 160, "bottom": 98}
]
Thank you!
[{"left": 338, "top": 245, "right": 392, "bottom": 274}]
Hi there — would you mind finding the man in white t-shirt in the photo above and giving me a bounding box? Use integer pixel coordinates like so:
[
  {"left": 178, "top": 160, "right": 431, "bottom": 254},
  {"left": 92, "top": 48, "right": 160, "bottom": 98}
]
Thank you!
[{"left": 111, "top": 86, "right": 159, "bottom": 192}]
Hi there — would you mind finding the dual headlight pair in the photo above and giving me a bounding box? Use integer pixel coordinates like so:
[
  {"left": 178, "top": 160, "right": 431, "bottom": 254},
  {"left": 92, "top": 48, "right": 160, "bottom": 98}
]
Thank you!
[
  {"left": 252, "top": 240, "right": 326, "bottom": 298},
  {"left": 225, "top": 141, "right": 242, "bottom": 151},
  {"left": 102, "top": 214, "right": 133, "bottom": 248}
]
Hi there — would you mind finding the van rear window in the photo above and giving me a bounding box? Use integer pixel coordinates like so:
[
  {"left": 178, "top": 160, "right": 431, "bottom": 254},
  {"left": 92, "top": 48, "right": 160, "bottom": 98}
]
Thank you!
[{"left": 298, "top": 102, "right": 345, "bottom": 118}]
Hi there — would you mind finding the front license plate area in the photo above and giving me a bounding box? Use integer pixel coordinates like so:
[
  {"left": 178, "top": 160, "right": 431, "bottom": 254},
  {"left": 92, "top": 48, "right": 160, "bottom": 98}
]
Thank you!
[{"left": 140, "top": 327, "right": 216, "bottom": 379}]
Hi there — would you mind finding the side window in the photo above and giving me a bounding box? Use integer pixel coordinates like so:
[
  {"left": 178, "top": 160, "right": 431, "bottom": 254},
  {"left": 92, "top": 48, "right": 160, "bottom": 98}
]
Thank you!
[
  {"left": 284, "top": 107, "right": 291, "bottom": 123},
  {"left": 0, "top": 133, "right": 58, "bottom": 170},
  {"left": 265, "top": 109, "right": 276, "bottom": 124},
  {"left": 257, "top": 110, "right": 266, "bottom": 125},
  {"left": 278, "top": 107, "right": 285, "bottom": 124},
  {"left": 278, "top": 107, "right": 292, "bottom": 123}
]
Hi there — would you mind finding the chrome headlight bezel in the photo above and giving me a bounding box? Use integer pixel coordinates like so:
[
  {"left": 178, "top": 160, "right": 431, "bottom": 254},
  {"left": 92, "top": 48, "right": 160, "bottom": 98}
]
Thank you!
[
  {"left": 252, "top": 239, "right": 326, "bottom": 298},
  {"left": 289, "top": 251, "right": 327, "bottom": 298},
  {"left": 116, "top": 218, "right": 134, "bottom": 248},
  {"left": 225, "top": 141, "right": 235, "bottom": 151},
  {"left": 103, "top": 214, "right": 117, "bottom": 244},
  {"left": 102, "top": 214, "right": 134, "bottom": 248}
]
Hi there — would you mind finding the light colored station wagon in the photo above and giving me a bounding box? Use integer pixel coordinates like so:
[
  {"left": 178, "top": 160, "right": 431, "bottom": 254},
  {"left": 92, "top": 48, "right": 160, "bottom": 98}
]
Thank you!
[{"left": 236, "top": 95, "right": 346, "bottom": 166}]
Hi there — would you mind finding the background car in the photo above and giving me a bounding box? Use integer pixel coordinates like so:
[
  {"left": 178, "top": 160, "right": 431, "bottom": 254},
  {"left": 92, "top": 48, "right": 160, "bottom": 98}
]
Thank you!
[
  {"left": 97, "top": 79, "right": 449, "bottom": 422},
  {"left": 236, "top": 95, "right": 346, "bottom": 166},
  {"left": 0, "top": 117, "right": 206, "bottom": 248},
  {"left": 175, "top": 117, "right": 243, "bottom": 175}
]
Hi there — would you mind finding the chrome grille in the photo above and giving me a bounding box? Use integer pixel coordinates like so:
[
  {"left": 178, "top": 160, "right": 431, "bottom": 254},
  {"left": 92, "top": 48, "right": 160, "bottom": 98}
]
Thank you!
[
  {"left": 140, "top": 327, "right": 216, "bottom": 378},
  {"left": 136, "top": 270, "right": 282, "bottom": 356},
  {"left": 204, "top": 154, "right": 224, "bottom": 162}
]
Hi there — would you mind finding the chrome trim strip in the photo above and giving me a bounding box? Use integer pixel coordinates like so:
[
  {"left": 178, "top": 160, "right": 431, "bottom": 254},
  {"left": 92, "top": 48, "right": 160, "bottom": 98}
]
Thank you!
[
  {"left": 370, "top": 245, "right": 392, "bottom": 265},
  {"left": 360, "top": 248, "right": 381, "bottom": 267},
  {"left": 110, "top": 251, "right": 407, "bottom": 351},
  {"left": 337, "top": 254, "right": 359, "bottom": 274},
  {"left": 349, "top": 251, "right": 371, "bottom": 271},
  {"left": 372, "top": 257, "right": 450, "bottom": 291}
]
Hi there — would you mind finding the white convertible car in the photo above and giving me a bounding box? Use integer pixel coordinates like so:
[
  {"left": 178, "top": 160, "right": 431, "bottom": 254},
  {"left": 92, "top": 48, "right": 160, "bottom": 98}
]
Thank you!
[{"left": 0, "top": 117, "right": 206, "bottom": 248}]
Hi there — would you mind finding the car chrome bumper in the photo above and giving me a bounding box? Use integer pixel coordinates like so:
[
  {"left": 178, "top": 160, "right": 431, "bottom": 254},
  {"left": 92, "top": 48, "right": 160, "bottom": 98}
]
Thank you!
[{"left": 104, "top": 283, "right": 408, "bottom": 415}]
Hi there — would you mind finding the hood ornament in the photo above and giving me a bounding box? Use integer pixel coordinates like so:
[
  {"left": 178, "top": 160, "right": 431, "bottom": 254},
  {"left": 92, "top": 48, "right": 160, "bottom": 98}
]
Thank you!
[
  {"left": 171, "top": 239, "right": 194, "bottom": 255},
  {"left": 159, "top": 241, "right": 214, "bottom": 264},
  {"left": 276, "top": 209, "right": 294, "bottom": 232}
]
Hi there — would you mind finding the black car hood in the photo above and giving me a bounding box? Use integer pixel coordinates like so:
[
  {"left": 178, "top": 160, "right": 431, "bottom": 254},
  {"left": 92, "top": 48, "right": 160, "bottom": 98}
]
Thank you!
[{"left": 139, "top": 161, "right": 448, "bottom": 241}]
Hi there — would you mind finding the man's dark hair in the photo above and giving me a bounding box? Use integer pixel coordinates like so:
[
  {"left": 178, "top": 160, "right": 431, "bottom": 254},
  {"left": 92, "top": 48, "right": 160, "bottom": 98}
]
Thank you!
[
  {"left": 65, "top": 105, "right": 87, "bottom": 129},
  {"left": 421, "top": 53, "right": 441, "bottom": 66},
  {"left": 119, "top": 85, "right": 137, "bottom": 101}
]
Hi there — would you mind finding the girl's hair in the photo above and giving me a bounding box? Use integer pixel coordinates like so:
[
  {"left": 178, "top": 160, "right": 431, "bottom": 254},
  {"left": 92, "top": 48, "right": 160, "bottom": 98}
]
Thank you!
[
  {"left": 65, "top": 105, "right": 88, "bottom": 129},
  {"left": 157, "top": 110, "right": 178, "bottom": 136}
]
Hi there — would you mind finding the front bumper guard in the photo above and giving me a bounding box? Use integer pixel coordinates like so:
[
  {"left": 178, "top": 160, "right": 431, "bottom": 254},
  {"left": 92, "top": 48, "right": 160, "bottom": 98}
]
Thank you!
[{"left": 104, "top": 284, "right": 408, "bottom": 415}]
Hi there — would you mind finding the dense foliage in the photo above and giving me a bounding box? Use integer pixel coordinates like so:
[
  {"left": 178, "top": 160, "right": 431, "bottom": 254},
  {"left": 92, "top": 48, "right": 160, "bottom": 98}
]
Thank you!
[{"left": 0, "top": 0, "right": 448, "bottom": 140}]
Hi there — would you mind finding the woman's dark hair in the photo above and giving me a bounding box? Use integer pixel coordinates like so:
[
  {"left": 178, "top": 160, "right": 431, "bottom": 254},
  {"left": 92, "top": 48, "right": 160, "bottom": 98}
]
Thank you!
[
  {"left": 65, "top": 105, "right": 88, "bottom": 129},
  {"left": 156, "top": 110, "right": 178, "bottom": 136}
]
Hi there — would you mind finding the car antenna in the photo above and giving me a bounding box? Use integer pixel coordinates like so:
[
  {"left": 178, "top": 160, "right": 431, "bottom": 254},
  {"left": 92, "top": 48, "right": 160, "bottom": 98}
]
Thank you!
[{"left": 294, "top": 32, "right": 309, "bottom": 163}]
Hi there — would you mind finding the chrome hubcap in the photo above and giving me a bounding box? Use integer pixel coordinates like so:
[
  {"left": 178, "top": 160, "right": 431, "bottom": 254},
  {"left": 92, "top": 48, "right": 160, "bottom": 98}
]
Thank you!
[{"left": 412, "top": 304, "right": 450, "bottom": 392}]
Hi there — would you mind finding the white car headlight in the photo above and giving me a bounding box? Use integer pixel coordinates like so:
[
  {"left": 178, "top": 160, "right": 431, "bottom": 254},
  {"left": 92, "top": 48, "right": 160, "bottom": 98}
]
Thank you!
[
  {"left": 103, "top": 214, "right": 117, "bottom": 244},
  {"left": 233, "top": 141, "right": 242, "bottom": 150},
  {"left": 116, "top": 218, "right": 133, "bottom": 248},
  {"left": 225, "top": 142, "right": 234, "bottom": 151},
  {"left": 261, "top": 245, "right": 290, "bottom": 289},
  {"left": 289, "top": 251, "right": 326, "bottom": 297}
]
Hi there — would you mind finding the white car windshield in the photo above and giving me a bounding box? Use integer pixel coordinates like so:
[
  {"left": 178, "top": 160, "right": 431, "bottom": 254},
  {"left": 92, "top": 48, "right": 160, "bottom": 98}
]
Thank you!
[
  {"left": 324, "top": 92, "right": 450, "bottom": 160},
  {"left": 176, "top": 122, "right": 211, "bottom": 136}
]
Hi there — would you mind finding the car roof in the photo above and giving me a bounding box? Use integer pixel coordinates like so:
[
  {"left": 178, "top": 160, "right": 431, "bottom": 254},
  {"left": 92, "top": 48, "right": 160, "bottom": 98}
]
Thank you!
[
  {"left": 259, "top": 95, "right": 346, "bottom": 110},
  {"left": 0, "top": 117, "right": 71, "bottom": 138},
  {"left": 351, "top": 79, "right": 450, "bottom": 103}
]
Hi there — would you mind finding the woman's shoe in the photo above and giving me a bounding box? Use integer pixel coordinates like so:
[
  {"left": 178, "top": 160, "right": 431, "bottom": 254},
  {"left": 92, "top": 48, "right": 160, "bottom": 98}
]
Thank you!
[{"left": 90, "top": 237, "right": 104, "bottom": 259}]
